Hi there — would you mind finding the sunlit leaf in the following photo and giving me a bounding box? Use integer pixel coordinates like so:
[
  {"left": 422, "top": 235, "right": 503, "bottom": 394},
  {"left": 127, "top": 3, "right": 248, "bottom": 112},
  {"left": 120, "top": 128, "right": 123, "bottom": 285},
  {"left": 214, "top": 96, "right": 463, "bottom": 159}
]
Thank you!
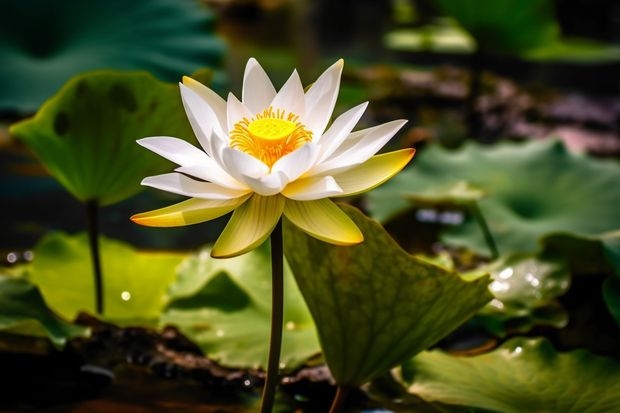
[
  {"left": 385, "top": 18, "right": 476, "bottom": 54},
  {"left": 23, "top": 232, "right": 186, "bottom": 325},
  {"left": 10, "top": 71, "right": 196, "bottom": 206},
  {"left": 0, "top": 0, "right": 225, "bottom": 113},
  {"left": 401, "top": 337, "right": 620, "bottom": 413},
  {"left": 161, "top": 244, "right": 320, "bottom": 370},
  {"left": 284, "top": 204, "right": 492, "bottom": 386},
  {"left": 0, "top": 275, "right": 89, "bottom": 347},
  {"left": 368, "top": 140, "right": 620, "bottom": 258}
]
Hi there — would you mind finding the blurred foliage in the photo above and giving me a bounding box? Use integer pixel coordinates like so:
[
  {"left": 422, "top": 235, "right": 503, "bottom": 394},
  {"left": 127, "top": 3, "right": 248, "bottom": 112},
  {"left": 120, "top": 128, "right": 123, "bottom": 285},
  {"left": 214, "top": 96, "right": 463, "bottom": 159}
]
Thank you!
[
  {"left": 368, "top": 139, "right": 620, "bottom": 258},
  {"left": 400, "top": 337, "right": 620, "bottom": 413},
  {"left": 0, "top": 274, "right": 89, "bottom": 347},
  {"left": 0, "top": 0, "right": 225, "bottom": 114},
  {"left": 284, "top": 204, "right": 492, "bottom": 386},
  {"left": 162, "top": 244, "right": 320, "bottom": 371},
  {"left": 21, "top": 232, "right": 186, "bottom": 325},
  {"left": 10, "top": 71, "right": 196, "bottom": 206}
]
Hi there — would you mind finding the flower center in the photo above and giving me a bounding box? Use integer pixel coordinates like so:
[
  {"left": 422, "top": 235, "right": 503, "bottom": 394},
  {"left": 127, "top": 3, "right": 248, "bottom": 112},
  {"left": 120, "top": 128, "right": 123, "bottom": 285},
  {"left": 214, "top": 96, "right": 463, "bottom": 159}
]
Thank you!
[{"left": 229, "top": 107, "right": 312, "bottom": 168}]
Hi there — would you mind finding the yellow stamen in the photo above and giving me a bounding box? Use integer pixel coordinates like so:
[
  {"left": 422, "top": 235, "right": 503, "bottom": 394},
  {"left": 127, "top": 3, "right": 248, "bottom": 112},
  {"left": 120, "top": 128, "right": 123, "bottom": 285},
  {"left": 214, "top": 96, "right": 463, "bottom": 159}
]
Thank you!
[{"left": 230, "top": 107, "right": 312, "bottom": 168}]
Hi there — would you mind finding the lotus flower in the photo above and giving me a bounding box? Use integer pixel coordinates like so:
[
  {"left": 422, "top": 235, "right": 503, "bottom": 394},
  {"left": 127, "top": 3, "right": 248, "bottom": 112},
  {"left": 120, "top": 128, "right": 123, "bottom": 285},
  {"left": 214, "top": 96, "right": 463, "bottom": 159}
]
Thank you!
[{"left": 131, "top": 58, "right": 414, "bottom": 258}]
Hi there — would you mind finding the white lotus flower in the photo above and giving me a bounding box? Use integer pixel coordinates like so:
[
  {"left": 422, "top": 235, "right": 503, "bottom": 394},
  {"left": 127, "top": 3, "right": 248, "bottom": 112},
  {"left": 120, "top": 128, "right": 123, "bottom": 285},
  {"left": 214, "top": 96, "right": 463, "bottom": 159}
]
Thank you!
[{"left": 131, "top": 58, "right": 414, "bottom": 258}]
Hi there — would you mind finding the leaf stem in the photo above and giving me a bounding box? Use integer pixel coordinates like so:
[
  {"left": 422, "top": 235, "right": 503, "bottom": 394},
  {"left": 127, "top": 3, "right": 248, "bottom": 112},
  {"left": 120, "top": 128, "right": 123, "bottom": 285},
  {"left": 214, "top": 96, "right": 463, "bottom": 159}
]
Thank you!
[
  {"left": 260, "top": 219, "right": 284, "bottom": 413},
  {"left": 86, "top": 200, "right": 104, "bottom": 315},
  {"left": 328, "top": 385, "right": 349, "bottom": 413},
  {"left": 469, "top": 201, "right": 499, "bottom": 259}
]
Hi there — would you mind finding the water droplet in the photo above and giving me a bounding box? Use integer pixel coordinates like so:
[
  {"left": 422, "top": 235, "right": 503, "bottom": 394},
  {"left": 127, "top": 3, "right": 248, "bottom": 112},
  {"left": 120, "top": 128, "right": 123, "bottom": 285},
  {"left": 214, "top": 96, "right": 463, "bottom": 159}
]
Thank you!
[
  {"left": 121, "top": 291, "right": 131, "bottom": 301},
  {"left": 489, "top": 298, "right": 505, "bottom": 310},
  {"left": 490, "top": 280, "right": 510, "bottom": 293},
  {"left": 216, "top": 329, "right": 225, "bottom": 337},
  {"left": 23, "top": 250, "right": 34, "bottom": 261},
  {"left": 6, "top": 252, "right": 17, "bottom": 264},
  {"left": 279, "top": 362, "right": 286, "bottom": 369},
  {"left": 513, "top": 346, "right": 523, "bottom": 354},
  {"left": 243, "top": 379, "right": 251, "bottom": 387},
  {"left": 498, "top": 267, "right": 514, "bottom": 279},
  {"left": 286, "top": 321, "right": 296, "bottom": 331}
]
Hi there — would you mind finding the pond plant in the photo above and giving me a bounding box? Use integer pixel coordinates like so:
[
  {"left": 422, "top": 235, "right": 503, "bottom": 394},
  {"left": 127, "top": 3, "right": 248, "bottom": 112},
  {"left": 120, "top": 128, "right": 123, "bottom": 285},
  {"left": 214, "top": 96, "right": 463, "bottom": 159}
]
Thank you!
[
  {"left": 130, "top": 57, "right": 417, "bottom": 412},
  {"left": 2, "top": 13, "right": 620, "bottom": 412}
]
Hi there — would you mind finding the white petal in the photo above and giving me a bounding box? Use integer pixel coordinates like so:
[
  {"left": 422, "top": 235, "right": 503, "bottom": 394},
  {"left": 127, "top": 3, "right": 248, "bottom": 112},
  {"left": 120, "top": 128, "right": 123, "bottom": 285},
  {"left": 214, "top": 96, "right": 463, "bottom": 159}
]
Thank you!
[
  {"left": 242, "top": 58, "right": 277, "bottom": 113},
  {"left": 281, "top": 176, "right": 343, "bottom": 201},
  {"left": 142, "top": 173, "right": 249, "bottom": 200},
  {"left": 221, "top": 147, "right": 269, "bottom": 182},
  {"left": 315, "top": 102, "right": 368, "bottom": 162},
  {"left": 270, "top": 70, "right": 305, "bottom": 116},
  {"left": 179, "top": 84, "right": 222, "bottom": 152},
  {"left": 242, "top": 171, "right": 288, "bottom": 196},
  {"left": 303, "top": 59, "right": 344, "bottom": 138},
  {"left": 271, "top": 143, "right": 318, "bottom": 182},
  {"left": 175, "top": 164, "right": 246, "bottom": 190},
  {"left": 182, "top": 76, "right": 228, "bottom": 132},
  {"left": 310, "top": 119, "right": 407, "bottom": 175},
  {"left": 137, "top": 136, "right": 210, "bottom": 167},
  {"left": 227, "top": 92, "right": 253, "bottom": 132}
]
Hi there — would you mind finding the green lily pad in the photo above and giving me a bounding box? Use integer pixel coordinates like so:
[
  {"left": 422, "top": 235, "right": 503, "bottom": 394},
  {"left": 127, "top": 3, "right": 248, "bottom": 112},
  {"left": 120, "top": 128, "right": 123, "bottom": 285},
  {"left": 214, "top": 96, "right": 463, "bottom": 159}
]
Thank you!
[
  {"left": 0, "top": 0, "right": 224, "bottom": 113},
  {"left": 283, "top": 204, "right": 492, "bottom": 386},
  {"left": 24, "top": 232, "right": 186, "bottom": 324},
  {"left": 368, "top": 139, "right": 620, "bottom": 258},
  {"left": 430, "top": 0, "right": 559, "bottom": 55},
  {"left": 10, "top": 71, "right": 196, "bottom": 206},
  {"left": 401, "top": 337, "right": 620, "bottom": 413},
  {"left": 0, "top": 274, "right": 89, "bottom": 347},
  {"left": 161, "top": 244, "right": 320, "bottom": 371},
  {"left": 474, "top": 254, "right": 570, "bottom": 336}
]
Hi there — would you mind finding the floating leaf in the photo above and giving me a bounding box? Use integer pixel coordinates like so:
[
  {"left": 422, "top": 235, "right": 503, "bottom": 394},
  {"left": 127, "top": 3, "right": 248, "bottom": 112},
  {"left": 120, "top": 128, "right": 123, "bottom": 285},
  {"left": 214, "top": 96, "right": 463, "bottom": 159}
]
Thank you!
[
  {"left": 283, "top": 204, "right": 492, "bottom": 386},
  {"left": 401, "top": 337, "right": 620, "bottom": 413},
  {"left": 162, "top": 244, "right": 320, "bottom": 370},
  {"left": 0, "top": 0, "right": 225, "bottom": 113},
  {"left": 11, "top": 71, "right": 196, "bottom": 206},
  {"left": 368, "top": 140, "right": 620, "bottom": 257},
  {"left": 430, "top": 0, "right": 559, "bottom": 55},
  {"left": 0, "top": 275, "right": 88, "bottom": 347},
  {"left": 24, "top": 232, "right": 186, "bottom": 324}
]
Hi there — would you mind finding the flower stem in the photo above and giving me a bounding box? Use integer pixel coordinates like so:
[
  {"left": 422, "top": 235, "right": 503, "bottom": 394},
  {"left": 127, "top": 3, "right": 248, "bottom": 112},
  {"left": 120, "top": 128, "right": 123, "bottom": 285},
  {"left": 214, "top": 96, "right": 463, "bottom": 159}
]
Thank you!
[
  {"left": 260, "top": 219, "right": 284, "bottom": 413},
  {"left": 328, "top": 385, "right": 349, "bottom": 413},
  {"left": 469, "top": 202, "right": 499, "bottom": 260},
  {"left": 86, "top": 200, "right": 104, "bottom": 315}
]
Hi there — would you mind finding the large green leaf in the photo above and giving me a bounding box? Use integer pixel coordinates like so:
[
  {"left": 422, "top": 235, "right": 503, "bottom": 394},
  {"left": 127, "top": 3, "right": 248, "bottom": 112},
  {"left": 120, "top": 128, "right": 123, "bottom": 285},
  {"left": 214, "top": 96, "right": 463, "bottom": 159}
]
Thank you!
[
  {"left": 430, "top": 0, "right": 559, "bottom": 55},
  {"left": 368, "top": 139, "right": 620, "bottom": 257},
  {"left": 24, "top": 232, "right": 186, "bottom": 324},
  {"left": 0, "top": 275, "right": 89, "bottom": 347},
  {"left": 401, "top": 337, "right": 620, "bottom": 413},
  {"left": 161, "top": 244, "right": 320, "bottom": 371},
  {"left": 283, "top": 204, "right": 492, "bottom": 386},
  {"left": 0, "top": 0, "right": 224, "bottom": 113},
  {"left": 10, "top": 71, "right": 196, "bottom": 206}
]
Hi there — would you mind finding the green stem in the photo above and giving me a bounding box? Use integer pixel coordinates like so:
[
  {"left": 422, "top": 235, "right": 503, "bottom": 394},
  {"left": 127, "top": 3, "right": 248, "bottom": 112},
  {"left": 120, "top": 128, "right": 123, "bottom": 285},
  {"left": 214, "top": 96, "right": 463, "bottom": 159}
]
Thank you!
[
  {"left": 328, "top": 385, "right": 349, "bottom": 413},
  {"left": 469, "top": 202, "right": 499, "bottom": 260},
  {"left": 260, "top": 219, "right": 284, "bottom": 413},
  {"left": 86, "top": 200, "right": 104, "bottom": 315}
]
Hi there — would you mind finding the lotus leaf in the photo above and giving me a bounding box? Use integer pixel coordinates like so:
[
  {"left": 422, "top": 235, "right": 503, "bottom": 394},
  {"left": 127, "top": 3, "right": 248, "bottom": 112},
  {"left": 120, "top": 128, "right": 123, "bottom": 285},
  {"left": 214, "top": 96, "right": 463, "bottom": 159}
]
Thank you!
[
  {"left": 368, "top": 140, "right": 620, "bottom": 258},
  {"left": 162, "top": 244, "right": 320, "bottom": 371},
  {"left": 0, "top": 274, "right": 89, "bottom": 347},
  {"left": 11, "top": 71, "right": 196, "bottom": 206},
  {"left": 24, "top": 232, "right": 186, "bottom": 324},
  {"left": 0, "top": 0, "right": 224, "bottom": 113},
  {"left": 401, "top": 337, "right": 620, "bottom": 413},
  {"left": 283, "top": 204, "right": 492, "bottom": 386}
]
